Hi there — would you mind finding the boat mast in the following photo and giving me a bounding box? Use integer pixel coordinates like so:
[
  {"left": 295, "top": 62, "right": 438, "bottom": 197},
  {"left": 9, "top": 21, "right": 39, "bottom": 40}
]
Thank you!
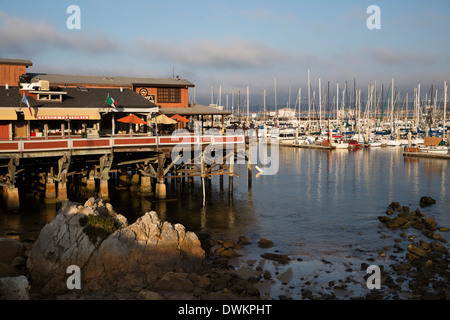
[
  {"left": 274, "top": 78, "right": 278, "bottom": 123},
  {"left": 444, "top": 81, "right": 447, "bottom": 143},
  {"left": 319, "top": 78, "right": 322, "bottom": 131},
  {"left": 307, "top": 69, "right": 311, "bottom": 133}
]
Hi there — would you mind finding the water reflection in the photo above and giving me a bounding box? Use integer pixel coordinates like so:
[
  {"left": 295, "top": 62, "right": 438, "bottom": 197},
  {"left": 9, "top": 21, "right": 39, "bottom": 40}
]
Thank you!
[{"left": 0, "top": 148, "right": 449, "bottom": 257}]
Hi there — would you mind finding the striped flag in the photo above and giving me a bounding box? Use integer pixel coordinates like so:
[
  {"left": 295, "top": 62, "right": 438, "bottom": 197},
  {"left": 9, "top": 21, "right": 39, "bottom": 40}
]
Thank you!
[
  {"left": 22, "top": 92, "right": 32, "bottom": 115},
  {"left": 106, "top": 94, "right": 118, "bottom": 108}
]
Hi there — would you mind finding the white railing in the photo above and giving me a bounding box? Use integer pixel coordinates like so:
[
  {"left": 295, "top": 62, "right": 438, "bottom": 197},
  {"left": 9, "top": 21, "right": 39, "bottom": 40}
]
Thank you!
[{"left": 0, "top": 135, "right": 245, "bottom": 154}]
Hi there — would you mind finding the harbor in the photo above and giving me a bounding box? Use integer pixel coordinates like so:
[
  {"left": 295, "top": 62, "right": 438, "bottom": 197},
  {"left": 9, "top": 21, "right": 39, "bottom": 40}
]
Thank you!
[{"left": 0, "top": 1, "right": 449, "bottom": 306}]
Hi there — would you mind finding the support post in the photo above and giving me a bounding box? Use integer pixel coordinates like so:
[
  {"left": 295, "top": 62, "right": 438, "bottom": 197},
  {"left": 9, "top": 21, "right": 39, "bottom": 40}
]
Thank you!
[
  {"left": 56, "top": 154, "right": 70, "bottom": 202},
  {"left": 45, "top": 168, "right": 57, "bottom": 204},
  {"left": 4, "top": 186, "right": 20, "bottom": 210},
  {"left": 229, "top": 151, "right": 234, "bottom": 197},
  {"left": 139, "top": 175, "right": 153, "bottom": 195},
  {"left": 155, "top": 153, "right": 166, "bottom": 199},
  {"left": 4, "top": 157, "right": 20, "bottom": 210},
  {"left": 98, "top": 154, "right": 113, "bottom": 199}
]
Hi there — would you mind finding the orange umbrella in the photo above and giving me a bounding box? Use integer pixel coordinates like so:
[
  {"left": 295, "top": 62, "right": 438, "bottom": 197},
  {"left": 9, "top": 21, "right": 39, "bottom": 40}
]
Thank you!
[
  {"left": 170, "top": 114, "right": 189, "bottom": 123},
  {"left": 117, "top": 114, "right": 147, "bottom": 125}
]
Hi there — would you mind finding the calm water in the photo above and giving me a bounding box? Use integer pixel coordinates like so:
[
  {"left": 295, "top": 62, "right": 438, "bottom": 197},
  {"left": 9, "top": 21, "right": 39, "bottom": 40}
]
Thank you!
[{"left": 1, "top": 146, "right": 449, "bottom": 298}]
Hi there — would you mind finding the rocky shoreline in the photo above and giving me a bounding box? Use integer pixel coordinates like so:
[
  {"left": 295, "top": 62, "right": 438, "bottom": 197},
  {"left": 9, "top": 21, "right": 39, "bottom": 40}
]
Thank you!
[{"left": 0, "top": 197, "right": 449, "bottom": 300}]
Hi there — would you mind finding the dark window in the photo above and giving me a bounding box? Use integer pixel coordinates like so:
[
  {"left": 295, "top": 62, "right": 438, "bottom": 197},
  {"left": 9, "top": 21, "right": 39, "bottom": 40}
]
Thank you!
[{"left": 157, "top": 88, "right": 181, "bottom": 103}]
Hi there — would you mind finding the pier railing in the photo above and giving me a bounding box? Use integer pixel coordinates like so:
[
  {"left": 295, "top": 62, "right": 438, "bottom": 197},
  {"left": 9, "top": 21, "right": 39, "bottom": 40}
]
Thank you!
[{"left": 0, "top": 134, "right": 245, "bottom": 157}]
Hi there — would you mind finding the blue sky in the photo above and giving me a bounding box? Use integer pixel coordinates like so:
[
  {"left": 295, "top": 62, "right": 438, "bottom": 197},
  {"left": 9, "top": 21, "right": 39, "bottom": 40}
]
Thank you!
[{"left": 1, "top": 0, "right": 449, "bottom": 108}]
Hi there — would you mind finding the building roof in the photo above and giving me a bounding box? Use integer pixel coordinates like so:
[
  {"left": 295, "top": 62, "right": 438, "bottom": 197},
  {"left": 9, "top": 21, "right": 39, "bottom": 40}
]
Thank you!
[
  {"left": 0, "top": 58, "right": 33, "bottom": 67},
  {"left": 0, "top": 86, "right": 157, "bottom": 111},
  {"left": 29, "top": 73, "right": 195, "bottom": 88},
  {"left": 159, "top": 104, "right": 232, "bottom": 116}
]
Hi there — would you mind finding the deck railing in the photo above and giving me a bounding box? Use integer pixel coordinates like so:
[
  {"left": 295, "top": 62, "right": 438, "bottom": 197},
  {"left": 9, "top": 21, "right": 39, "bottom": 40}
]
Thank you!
[{"left": 0, "top": 134, "right": 245, "bottom": 154}]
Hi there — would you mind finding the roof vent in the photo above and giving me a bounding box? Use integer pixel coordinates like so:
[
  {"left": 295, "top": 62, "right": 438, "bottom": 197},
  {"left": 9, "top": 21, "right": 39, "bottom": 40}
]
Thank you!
[{"left": 77, "top": 86, "right": 89, "bottom": 92}]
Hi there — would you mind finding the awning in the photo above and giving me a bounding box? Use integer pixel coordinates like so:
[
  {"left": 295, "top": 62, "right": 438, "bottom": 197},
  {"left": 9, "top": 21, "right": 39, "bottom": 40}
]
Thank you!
[
  {"left": 0, "top": 109, "right": 17, "bottom": 120},
  {"left": 24, "top": 108, "right": 101, "bottom": 120}
]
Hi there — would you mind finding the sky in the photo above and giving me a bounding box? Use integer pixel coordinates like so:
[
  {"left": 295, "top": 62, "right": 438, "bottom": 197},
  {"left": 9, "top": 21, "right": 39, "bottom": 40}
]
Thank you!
[{"left": 1, "top": 0, "right": 449, "bottom": 109}]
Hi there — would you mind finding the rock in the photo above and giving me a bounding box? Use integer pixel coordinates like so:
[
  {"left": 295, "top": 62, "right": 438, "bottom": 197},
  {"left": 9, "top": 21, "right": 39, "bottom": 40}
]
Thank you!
[
  {"left": 407, "top": 244, "right": 428, "bottom": 258},
  {"left": 0, "top": 276, "right": 29, "bottom": 300},
  {"left": 154, "top": 272, "right": 194, "bottom": 292},
  {"left": 392, "top": 263, "right": 412, "bottom": 272},
  {"left": 238, "top": 236, "right": 251, "bottom": 245},
  {"left": 222, "top": 239, "right": 235, "bottom": 249},
  {"left": 26, "top": 200, "right": 205, "bottom": 296},
  {"left": 389, "top": 202, "right": 402, "bottom": 212},
  {"left": 260, "top": 253, "right": 290, "bottom": 264},
  {"left": 219, "top": 248, "right": 240, "bottom": 258},
  {"left": 386, "top": 217, "right": 408, "bottom": 229},
  {"left": 0, "top": 263, "right": 21, "bottom": 278},
  {"left": 420, "top": 196, "right": 436, "bottom": 207},
  {"left": 0, "top": 238, "right": 25, "bottom": 265},
  {"left": 258, "top": 238, "right": 274, "bottom": 248}
]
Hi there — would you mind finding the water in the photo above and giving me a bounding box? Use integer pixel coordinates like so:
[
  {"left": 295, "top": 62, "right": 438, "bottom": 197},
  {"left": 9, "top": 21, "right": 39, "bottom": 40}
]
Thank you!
[{"left": 1, "top": 146, "right": 449, "bottom": 299}]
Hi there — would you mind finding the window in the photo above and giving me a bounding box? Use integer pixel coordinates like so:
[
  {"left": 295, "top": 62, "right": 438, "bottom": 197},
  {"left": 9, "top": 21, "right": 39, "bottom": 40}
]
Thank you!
[{"left": 157, "top": 88, "right": 181, "bottom": 103}]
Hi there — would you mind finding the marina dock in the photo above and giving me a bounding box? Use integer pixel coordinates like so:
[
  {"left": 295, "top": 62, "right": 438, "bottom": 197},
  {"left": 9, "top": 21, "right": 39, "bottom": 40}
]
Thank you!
[{"left": 403, "top": 151, "right": 450, "bottom": 160}]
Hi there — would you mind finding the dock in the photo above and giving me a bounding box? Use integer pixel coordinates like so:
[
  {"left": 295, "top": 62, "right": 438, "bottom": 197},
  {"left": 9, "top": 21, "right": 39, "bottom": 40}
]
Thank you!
[
  {"left": 403, "top": 151, "right": 450, "bottom": 160},
  {"left": 0, "top": 134, "right": 246, "bottom": 210}
]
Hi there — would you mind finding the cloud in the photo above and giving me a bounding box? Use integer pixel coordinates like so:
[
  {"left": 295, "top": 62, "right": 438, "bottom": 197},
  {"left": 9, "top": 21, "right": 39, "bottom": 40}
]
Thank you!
[
  {"left": 0, "top": 11, "right": 117, "bottom": 55},
  {"left": 365, "top": 47, "right": 438, "bottom": 66},
  {"left": 138, "top": 36, "right": 331, "bottom": 71},
  {"left": 139, "top": 37, "right": 283, "bottom": 69}
]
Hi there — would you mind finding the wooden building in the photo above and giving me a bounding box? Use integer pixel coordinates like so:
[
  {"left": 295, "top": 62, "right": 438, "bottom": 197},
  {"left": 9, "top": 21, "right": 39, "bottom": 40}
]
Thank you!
[
  {"left": 30, "top": 73, "right": 195, "bottom": 109},
  {"left": 0, "top": 58, "right": 33, "bottom": 86}
]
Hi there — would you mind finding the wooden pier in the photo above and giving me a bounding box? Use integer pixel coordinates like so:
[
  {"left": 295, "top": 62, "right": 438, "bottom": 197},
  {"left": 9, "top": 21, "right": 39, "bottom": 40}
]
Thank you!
[{"left": 0, "top": 134, "right": 246, "bottom": 210}]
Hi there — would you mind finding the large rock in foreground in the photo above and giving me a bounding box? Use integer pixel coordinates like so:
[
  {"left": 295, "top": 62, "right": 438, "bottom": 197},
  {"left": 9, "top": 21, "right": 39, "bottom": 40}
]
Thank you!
[{"left": 26, "top": 199, "right": 205, "bottom": 296}]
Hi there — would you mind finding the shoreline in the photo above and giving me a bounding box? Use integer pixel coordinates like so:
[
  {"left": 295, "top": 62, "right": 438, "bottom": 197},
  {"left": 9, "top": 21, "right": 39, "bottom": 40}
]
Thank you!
[{"left": 0, "top": 198, "right": 449, "bottom": 300}]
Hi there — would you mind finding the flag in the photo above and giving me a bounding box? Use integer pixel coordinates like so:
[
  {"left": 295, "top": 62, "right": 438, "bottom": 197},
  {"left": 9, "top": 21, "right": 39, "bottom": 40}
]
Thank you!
[
  {"left": 22, "top": 92, "right": 32, "bottom": 115},
  {"left": 106, "top": 94, "right": 118, "bottom": 108}
]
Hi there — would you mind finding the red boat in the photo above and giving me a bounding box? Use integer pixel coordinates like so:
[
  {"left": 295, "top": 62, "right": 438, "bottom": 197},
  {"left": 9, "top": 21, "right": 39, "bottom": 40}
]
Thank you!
[{"left": 346, "top": 139, "right": 362, "bottom": 149}]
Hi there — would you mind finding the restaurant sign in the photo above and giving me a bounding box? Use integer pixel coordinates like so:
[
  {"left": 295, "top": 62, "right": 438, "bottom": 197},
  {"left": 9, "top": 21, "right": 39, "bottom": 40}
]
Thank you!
[{"left": 36, "top": 115, "right": 90, "bottom": 120}]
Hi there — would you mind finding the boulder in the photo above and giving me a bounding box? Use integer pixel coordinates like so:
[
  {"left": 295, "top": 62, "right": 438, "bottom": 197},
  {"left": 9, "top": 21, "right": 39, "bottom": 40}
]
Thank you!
[
  {"left": 0, "top": 276, "right": 29, "bottom": 300},
  {"left": 258, "top": 238, "right": 274, "bottom": 248},
  {"left": 389, "top": 202, "right": 402, "bottom": 212},
  {"left": 260, "top": 253, "right": 290, "bottom": 264},
  {"left": 0, "top": 238, "right": 25, "bottom": 265},
  {"left": 420, "top": 196, "right": 436, "bottom": 207},
  {"left": 26, "top": 199, "right": 205, "bottom": 296},
  {"left": 386, "top": 217, "right": 408, "bottom": 229}
]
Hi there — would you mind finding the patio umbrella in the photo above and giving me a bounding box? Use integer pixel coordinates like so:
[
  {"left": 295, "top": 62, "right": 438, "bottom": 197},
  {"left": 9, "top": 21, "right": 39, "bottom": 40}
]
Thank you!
[
  {"left": 170, "top": 114, "right": 189, "bottom": 123},
  {"left": 149, "top": 114, "right": 177, "bottom": 125},
  {"left": 117, "top": 114, "right": 147, "bottom": 125}
]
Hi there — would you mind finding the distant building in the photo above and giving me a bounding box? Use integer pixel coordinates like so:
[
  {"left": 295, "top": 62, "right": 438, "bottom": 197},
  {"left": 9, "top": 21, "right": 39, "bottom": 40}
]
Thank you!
[{"left": 0, "top": 58, "right": 33, "bottom": 86}]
